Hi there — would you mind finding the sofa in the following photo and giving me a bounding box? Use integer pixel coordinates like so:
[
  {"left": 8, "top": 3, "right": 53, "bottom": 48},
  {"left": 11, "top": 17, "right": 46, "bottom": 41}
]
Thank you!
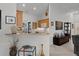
[{"left": 53, "top": 32, "right": 70, "bottom": 46}]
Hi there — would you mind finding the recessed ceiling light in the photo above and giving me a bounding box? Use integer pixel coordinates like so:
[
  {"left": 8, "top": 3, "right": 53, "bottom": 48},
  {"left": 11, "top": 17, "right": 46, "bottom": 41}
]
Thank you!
[
  {"left": 33, "top": 7, "right": 36, "bottom": 10},
  {"left": 22, "top": 4, "right": 26, "bottom": 7}
]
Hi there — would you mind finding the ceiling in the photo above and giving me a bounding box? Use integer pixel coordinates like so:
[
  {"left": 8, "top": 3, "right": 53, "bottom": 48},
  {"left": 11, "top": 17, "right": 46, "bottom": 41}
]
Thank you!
[
  {"left": 16, "top": 3, "right": 49, "bottom": 16},
  {"left": 51, "top": 3, "right": 79, "bottom": 15},
  {"left": 49, "top": 3, "right": 79, "bottom": 21}
]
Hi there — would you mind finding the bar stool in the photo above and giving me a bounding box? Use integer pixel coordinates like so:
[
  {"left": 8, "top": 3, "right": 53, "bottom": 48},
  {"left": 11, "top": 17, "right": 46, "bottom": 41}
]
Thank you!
[{"left": 18, "top": 45, "right": 36, "bottom": 56}]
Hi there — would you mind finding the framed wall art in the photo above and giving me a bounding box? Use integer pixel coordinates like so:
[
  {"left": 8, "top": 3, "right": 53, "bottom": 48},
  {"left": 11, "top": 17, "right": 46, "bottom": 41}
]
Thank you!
[
  {"left": 55, "top": 21, "right": 63, "bottom": 30},
  {"left": 51, "top": 21, "right": 54, "bottom": 26},
  {"left": 72, "top": 24, "right": 74, "bottom": 29},
  {"left": 5, "top": 16, "right": 16, "bottom": 24}
]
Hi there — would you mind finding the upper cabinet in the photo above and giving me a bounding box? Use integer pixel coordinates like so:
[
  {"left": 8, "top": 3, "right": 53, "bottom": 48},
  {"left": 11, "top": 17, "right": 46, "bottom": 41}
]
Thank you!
[
  {"left": 32, "top": 22, "right": 37, "bottom": 29},
  {"left": 38, "top": 18, "right": 49, "bottom": 28},
  {"left": 16, "top": 10, "right": 23, "bottom": 28}
]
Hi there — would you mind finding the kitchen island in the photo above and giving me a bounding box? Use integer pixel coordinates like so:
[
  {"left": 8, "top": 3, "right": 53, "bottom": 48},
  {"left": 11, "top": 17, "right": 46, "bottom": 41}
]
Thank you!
[{"left": 16, "top": 33, "right": 50, "bottom": 56}]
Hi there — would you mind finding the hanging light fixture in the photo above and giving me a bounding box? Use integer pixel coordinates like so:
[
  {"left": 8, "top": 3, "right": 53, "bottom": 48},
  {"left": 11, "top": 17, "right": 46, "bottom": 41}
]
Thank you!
[
  {"left": 45, "top": 4, "right": 49, "bottom": 16},
  {"left": 45, "top": 10, "right": 48, "bottom": 16}
]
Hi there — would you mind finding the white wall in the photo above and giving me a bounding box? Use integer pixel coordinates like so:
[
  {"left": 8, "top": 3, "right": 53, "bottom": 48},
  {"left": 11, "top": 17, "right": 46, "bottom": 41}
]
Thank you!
[
  {"left": 23, "top": 12, "right": 38, "bottom": 22},
  {"left": 37, "top": 10, "right": 49, "bottom": 20},
  {"left": 71, "top": 14, "right": 79, "bottom": 35},
  {"left": 0, "top": 3, "right": 16, "bottom": 56}
]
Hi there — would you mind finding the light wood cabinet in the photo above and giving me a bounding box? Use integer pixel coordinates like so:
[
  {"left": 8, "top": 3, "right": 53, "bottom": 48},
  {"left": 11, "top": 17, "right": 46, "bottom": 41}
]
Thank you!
[
  {"left": 38, "top": 18, "right": 49, "bottom": 28},
  {"left": 16, "top": 10, "right": 23, "bottom": 27},
  {"left": 32, "top": 22, "right": 37, "bottom": 29}
]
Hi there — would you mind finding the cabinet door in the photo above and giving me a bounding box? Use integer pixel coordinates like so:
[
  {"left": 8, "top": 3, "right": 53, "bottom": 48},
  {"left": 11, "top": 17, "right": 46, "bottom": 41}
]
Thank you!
[
  {"left": 38, "top": 18, "right": 49, "bottom": 28},
  {"left": 16, "top": 10, "right": 23, "bottom": 27},
  {"left": 32, "top": 22, "right": 37, "bottom": 29}
]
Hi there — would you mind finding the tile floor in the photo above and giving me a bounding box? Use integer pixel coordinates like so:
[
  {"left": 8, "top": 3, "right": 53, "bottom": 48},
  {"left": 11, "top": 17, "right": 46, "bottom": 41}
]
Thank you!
[{"left": 50, "top": 39, "right": 76, "bottom": 56}]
